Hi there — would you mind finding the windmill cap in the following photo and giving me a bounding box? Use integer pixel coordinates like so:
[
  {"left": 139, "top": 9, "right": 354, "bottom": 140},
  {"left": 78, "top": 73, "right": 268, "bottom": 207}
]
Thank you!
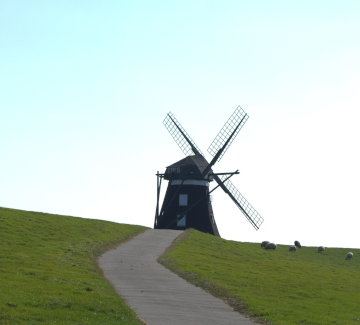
[{"left": 165, "top": 154, "right": 214, "bottom": 181}]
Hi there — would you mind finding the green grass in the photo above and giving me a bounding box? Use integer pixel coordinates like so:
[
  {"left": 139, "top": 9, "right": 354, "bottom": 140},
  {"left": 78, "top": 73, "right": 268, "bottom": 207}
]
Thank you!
[
  {"left": 0, "top": 206, "right": 148, "bottom": 324},
  {"left": 160, "top": 229, "right": 360, "bottom": 325}
]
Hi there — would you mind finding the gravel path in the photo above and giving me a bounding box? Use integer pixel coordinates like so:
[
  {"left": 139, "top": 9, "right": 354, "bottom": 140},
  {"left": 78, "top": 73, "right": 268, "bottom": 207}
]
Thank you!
[{"left": 99, "top": 229, "right": 254, "bottom": 325}]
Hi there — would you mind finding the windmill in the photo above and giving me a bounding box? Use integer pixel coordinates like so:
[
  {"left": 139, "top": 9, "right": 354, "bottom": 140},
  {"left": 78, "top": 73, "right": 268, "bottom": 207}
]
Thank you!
[{"left": 154, "top": 106, "right": 264, "bottom": 237}]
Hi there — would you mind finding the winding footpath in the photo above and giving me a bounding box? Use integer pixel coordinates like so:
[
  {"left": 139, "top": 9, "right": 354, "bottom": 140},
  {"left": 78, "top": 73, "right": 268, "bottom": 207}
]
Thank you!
[{"left": 99, "top": 229, "right": 254, "bottom": 325}]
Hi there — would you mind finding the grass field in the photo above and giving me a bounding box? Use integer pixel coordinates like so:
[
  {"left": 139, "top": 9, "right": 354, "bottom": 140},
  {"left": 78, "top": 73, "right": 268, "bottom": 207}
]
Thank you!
[
  {"left": 160, "top": 229, "right": 360, "bottom": 325},
  {"left": 0, "top": 207, "right": 147, "bottom": 324}
]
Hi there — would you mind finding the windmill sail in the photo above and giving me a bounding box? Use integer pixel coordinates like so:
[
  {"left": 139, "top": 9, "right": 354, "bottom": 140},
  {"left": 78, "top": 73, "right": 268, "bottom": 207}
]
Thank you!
[
  {"left": 163, "top": 112, "right": 204, "bottom": 157},
  {"left": 217, "top": 175, "right": 264, "bottom": 230},
  {"left": 159, "top": 108, "right": 264, "bottom": 234},
  {"left": 207, "top": 106, "right": 248, "bottom": 163}
]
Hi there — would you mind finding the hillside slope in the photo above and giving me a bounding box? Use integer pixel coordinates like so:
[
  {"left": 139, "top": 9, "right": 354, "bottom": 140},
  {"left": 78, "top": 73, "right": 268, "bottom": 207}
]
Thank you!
[
  {"left": 160, "top": 229, "right": 360, "bottom": 325},
  {"left": 0, "top": 207, "right": 147, "bottom": 324}
]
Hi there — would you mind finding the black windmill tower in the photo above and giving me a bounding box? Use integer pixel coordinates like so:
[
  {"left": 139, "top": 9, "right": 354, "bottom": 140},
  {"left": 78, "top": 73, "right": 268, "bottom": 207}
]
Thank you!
[{"left": 154, "top": 106, "right": 264, "bottom": 237}]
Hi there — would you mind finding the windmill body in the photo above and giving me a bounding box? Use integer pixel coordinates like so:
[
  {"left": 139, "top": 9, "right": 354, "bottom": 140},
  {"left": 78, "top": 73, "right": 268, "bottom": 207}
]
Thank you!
[
  {"left": 155, "top": 154, "right": 220, "bottom": 236},
  {"left": 154, "top": 107, "right": 264, "bottom": 237}
]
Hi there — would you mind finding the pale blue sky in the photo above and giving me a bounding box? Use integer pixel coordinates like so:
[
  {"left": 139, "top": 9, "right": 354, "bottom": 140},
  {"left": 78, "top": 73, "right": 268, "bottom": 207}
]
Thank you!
[{"left": 1, "top": 1, "right": 360, "bottom": 248}]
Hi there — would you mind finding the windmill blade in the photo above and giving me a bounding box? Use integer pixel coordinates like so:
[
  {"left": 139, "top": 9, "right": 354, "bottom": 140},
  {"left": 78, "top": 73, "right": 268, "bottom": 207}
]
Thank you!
[
  {"left": 207, "top": 106, "right": 249, "bottom": 163},
  {"left": 163, "top": 112, "right": 204, "bottom": 157},
  {"left": 216, "top": 175, "right": 264, "bottom": 230}
]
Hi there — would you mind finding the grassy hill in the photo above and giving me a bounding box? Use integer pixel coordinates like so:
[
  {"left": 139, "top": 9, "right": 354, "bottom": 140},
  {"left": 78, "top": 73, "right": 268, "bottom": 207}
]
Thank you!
[
  {"left": 0, "top": 207, "right": 147, "bottom": 324},
  {"left": 160, "top": 229, "right": 360, "bottom": 325}
]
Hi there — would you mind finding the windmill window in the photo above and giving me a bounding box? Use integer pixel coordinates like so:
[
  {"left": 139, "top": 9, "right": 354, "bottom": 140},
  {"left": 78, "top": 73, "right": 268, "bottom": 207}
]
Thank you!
[
  {"left": 179, "top": 194, "right": 188, "bottom": 206},
  {"left": 177, "top": 215, "right": 186, "bottom": 227}
]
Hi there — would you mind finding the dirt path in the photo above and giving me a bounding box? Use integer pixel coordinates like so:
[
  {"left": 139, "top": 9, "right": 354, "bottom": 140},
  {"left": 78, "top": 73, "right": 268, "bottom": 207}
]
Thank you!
[{"left": 99, "top": 229, "right": 254, "bottom": 325}]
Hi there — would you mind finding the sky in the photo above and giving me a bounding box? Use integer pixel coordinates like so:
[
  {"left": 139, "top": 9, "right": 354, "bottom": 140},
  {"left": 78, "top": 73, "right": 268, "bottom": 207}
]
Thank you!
[{"left": 1, "top": 1, "right": 360, "bottom": 248}]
